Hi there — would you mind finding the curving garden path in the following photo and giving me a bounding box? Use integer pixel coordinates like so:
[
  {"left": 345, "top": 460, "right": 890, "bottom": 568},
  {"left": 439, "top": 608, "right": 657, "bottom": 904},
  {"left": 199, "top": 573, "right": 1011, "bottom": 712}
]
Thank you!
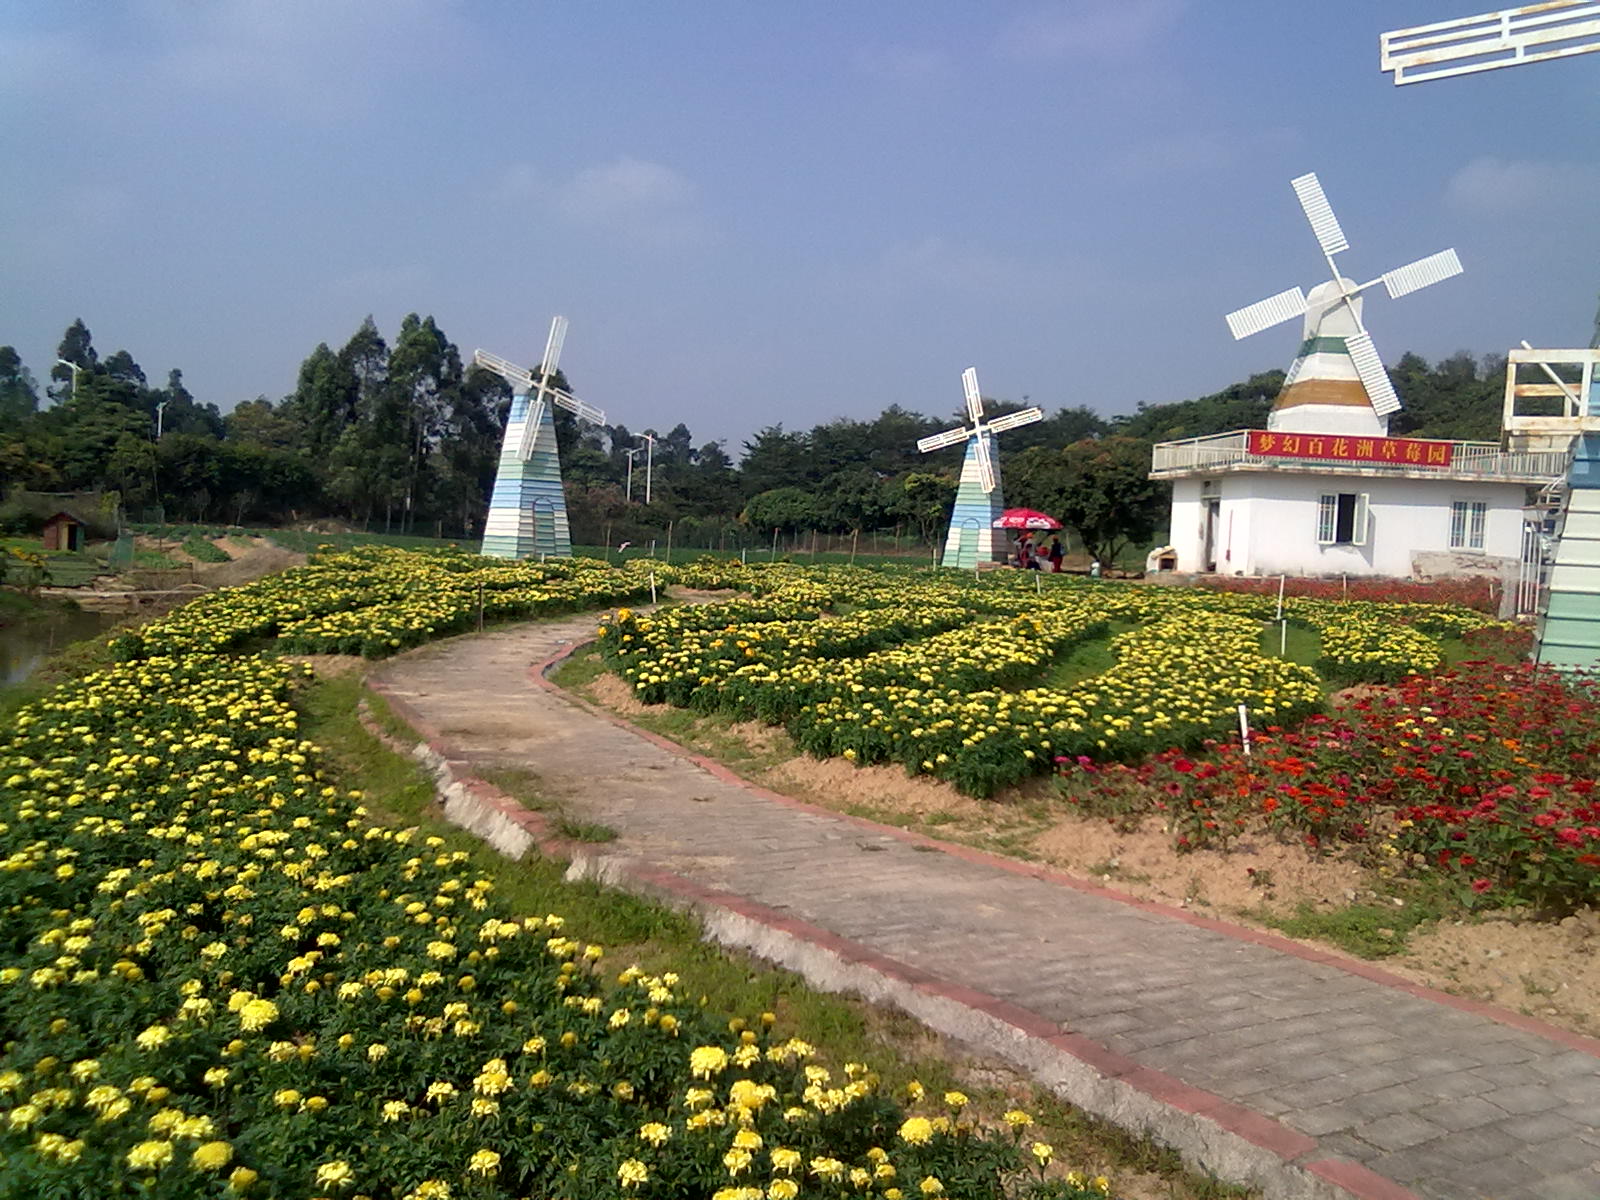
[{"left": 368, "top": 616, "right": 1600, "bottom": 1200}]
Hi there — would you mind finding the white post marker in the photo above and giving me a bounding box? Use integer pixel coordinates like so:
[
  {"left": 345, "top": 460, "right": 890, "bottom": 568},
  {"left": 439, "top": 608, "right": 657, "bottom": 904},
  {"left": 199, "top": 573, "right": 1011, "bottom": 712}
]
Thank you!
[
  {"left": 1276, "top": 574, "right": 1286, "bottom": 621},
  {"left": 650, "top": 570, "right": 657, "bottom": 605},
  {"left": 1280, "top": 618, "right": 1288, "bottom": 657},
  {"left": 1237, "top": 703, "right": 1253, "bottom": 757}
]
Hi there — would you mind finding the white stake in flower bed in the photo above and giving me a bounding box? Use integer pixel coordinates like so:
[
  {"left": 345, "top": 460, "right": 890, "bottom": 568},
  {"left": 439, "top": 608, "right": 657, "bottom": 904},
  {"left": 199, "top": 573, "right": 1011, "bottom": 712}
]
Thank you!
[{"left": 1238, "top": 703, "right": 1253, "bottom": 757}]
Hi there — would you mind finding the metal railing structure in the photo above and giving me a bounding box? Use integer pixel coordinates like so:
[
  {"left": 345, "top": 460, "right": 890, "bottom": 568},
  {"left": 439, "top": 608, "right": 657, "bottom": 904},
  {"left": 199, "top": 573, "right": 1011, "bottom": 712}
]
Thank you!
[{"left": 1150, "top": 430, "right": 1569, "bottom": 482}]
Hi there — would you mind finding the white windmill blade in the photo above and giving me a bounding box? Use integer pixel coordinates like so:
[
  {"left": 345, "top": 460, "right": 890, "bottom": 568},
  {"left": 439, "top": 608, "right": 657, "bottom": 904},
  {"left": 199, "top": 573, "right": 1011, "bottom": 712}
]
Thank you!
[
  {"left": 552, "top": 389, "right": 607, "bottom": 426},
  {"left": 540, "top": 316, "right": 568, "bottom": 376},
  {"left": 986, "top": 407, "right": 1045, "bottom": 434},
  {"left": 517, "top": 397, "right": 547, "bottom": 460},
  {"left": 962, "top": 367, "right": 984, "bottom": 424},
  {"left": 1343, "top": 329, "right": 1403, "bottom": 417},
  {"left": 1382, "top": 2, "right": 1600, "bottom": 85},
  {"left": 474, "top": 349, "right": 534, "bottom": 390},
  {"left": 973, "top": 432, "right": 997, "bottom": 493},
  {"left": 1381, "top": 248, "right": 1463, "bottom": 299},
  {"left": 1225, "top": 287, "right": 1309, "bottom": 340},
  {"left": 918, "top": 426, "right": 970, "bottom": 453},
  {"left": 1291, "top": 172, "right": 1349, "bottom": 257}
]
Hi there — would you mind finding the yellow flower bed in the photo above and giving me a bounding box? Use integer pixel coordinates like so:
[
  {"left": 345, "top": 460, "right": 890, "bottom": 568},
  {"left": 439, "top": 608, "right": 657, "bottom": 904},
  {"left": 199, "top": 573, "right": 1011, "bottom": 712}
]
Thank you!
[{"left": 0, "top": 550, "right": 1116, "bottom": 1199}]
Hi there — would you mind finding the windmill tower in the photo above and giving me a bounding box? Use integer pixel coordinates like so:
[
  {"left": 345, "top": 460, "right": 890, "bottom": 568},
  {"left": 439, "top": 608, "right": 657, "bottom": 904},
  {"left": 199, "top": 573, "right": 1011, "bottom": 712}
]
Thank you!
[
  {"left": 474, "top": 316, "right": 607, "bottom": 560},
  {"left": 917, "top": 367, "right": 1042, "bottom": 569},
  {"left": 1225, "top": 172, "right": 1463, "bottom": 436},
  {"left": 1381, "top": 4, "right": 1600, "bottom": 669}
]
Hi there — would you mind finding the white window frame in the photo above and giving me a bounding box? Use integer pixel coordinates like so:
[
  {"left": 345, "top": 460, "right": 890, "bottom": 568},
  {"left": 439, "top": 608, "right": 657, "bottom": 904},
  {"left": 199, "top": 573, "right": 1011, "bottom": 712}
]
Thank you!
[
  {"left": 1449, "top": 498, "right": 1487, "bottom": 551},
  {"left": 1317, "top": 492, "right": 1369, "bottom": 547}
]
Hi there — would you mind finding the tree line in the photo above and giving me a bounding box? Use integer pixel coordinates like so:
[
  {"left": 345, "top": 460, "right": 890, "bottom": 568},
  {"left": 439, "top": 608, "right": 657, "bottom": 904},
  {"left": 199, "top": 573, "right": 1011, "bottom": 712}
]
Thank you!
[{"left": 0, "top": 317, "right": 1513, "bottom": 564}]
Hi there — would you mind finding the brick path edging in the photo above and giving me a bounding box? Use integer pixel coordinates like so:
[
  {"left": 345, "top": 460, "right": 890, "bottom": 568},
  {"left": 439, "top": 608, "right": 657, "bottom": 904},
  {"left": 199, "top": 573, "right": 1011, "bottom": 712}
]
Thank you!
[{"left": 359, "top": 671, "right": 1426, "bottom": 1200}]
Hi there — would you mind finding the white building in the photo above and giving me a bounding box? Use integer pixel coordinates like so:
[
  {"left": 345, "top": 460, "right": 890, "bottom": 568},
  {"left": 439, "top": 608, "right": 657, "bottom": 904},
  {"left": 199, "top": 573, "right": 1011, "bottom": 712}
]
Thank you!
[{"left": 1151, "top": 284, "right": 1568, "bottom": 580}]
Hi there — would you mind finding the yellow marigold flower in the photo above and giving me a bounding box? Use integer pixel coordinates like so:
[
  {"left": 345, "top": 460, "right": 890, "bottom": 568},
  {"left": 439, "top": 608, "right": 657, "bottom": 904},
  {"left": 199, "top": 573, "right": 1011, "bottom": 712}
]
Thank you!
[
  {"left": 314, "top": 1159, "right": 353, "bottom": 1188},
  {"left": 1003, "top": 1108, "right": 1032, "bottom": 1128},
  {"left": 732, "top": 1128, "right": 762, "bottom": 1151},
  {"left": 1031, "top": 1141, "right": 1054, "bottom": 1166},
  {"left": 769, "top": 1181, "right": 799, "bottom": 1200},
  {"left": 898, "top": 1116, "right": 933, "bottom": 1145},
  {"left": 238, "top": 998, "right": 277, "bottom": 1031},
  {"left": 367, "top": 1043, "right": 388, "bottom": 1062},
  {"left": 127, "top": 1140, "right": 175, "bottom": 1171},
  {"left": 689, "top": 1046, "right": 729, "bottom": 1079},
  {"left": 227, "top": 1165, "right": 259, "bottom": 1192},
  {"left": 638, "top": 1122, "right": 671, "bottom": 1146},
  {"left": 8, "top": 1104, "right": 42, "bottom": 1130},
  {"left": 467, "top": 1149, "right": 500, "bottom": 1176},
  {"left": 724, "top": 1147, "right": 753, "bottom": 1175},
  {"left": 919, "top": 1178, "right": 944, "bottom": 1196},
  {"left": 905, "top": 1080, "right": 925, "bottom": 1102},
  {"left": 943, "top": 1090, "right": 968, "bottom": 1109},
  {"left": 272, "top": 1089, "right": 301, "bottom": 1108},
  {"left": 136, "top": 1024, "right": 172, "bottom": 1050},
  {"left": 618, "top": 1158, "right": 649, "bottom": 1189},
  {"left": 810, "top": 1157, "right": 844, "bottom": 1181},
  {"left": 770, "top": 1147, "right": 801, "bottom": 1174},
  {"left": 191, "top": 1141, "right": 233, "bottom": 1171},
  {"left": 382, "top": 1100, "right": 410, "bottom": 1122}
]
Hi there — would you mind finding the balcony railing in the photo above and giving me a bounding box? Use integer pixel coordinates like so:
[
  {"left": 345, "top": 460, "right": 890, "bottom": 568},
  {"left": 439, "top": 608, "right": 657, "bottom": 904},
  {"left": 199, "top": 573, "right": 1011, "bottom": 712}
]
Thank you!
[{"left": 1149, "top": 430, "right": 1570, "bottom": 481}]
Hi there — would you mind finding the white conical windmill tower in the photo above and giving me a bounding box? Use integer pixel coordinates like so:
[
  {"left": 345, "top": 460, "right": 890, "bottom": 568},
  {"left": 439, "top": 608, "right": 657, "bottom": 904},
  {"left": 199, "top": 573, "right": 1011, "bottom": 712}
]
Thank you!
[
  {"left": 1225, "top": 172, "right": 1463, "bottom": 437},
  {"left": 474, "top": 316, "right": 607, "bottom": 559},
  {"left": 917, "top": 366, "right": 1042, "bottom": 569}
]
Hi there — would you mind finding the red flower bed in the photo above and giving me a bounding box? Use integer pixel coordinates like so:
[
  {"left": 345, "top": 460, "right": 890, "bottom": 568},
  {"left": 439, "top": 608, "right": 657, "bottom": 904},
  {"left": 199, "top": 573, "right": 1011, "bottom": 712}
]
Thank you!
[
  {"left": 1058, "top": 661, "right": 1600, "bottom": 911},
  {"left": 1203, "top": 574, "right": 1505, "bottom": 614}
]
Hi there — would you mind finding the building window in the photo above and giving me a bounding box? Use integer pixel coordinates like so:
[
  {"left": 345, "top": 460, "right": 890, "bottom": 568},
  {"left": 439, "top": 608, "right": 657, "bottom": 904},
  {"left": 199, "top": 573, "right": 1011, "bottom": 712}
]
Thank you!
[
  {"left": 1317, "top": 493, "right": 1369, "bottom": 546},
  {"left": 1450, "top": 499, "right": 1487, "bottom": 551}
]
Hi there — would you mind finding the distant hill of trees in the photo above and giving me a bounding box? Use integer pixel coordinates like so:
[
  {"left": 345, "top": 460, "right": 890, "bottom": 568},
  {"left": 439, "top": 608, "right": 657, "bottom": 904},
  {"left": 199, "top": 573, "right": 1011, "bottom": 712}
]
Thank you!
[{"left": 0, "top": 317, "right": 1513, "bottom": 560}]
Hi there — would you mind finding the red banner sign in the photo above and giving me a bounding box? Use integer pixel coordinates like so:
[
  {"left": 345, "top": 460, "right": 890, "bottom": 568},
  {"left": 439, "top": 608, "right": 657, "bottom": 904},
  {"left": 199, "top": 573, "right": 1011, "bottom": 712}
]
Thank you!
[{"left": 1246, "top": 430, "right": 1454, "bottom": 468}]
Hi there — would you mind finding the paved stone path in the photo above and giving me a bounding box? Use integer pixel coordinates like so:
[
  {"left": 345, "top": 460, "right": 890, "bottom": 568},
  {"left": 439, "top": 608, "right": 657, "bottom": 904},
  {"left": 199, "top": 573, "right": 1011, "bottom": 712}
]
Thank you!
[{"left": 370, "top": 617, "right": 1600, "bottom": 1200}]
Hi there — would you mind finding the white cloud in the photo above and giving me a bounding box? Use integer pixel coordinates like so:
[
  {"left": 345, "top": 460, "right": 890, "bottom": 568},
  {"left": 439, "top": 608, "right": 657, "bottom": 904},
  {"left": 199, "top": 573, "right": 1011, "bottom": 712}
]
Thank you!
[
  {"left": 554, "top": 157, "right": 709, "bottom": 249},
  {"left": 993, "top": 0, "right": 1186, "bottom": 61},
  {"left": 1445, "top": 156, "right": 1600, "bottom": 216}
]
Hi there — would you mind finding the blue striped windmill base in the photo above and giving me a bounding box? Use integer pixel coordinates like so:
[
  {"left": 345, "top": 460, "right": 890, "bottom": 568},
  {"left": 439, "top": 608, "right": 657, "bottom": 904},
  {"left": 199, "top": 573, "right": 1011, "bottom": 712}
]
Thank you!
[
  {"left": 480, "top": 395, "right": 573, "bottom": 559},
  {"left": 939, "top": 434, "right": 1008, "bottom": 569}
]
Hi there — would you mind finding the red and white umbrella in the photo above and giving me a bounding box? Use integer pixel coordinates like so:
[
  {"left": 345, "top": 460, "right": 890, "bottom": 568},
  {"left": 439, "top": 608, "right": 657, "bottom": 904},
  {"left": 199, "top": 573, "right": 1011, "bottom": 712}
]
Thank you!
[{"left": 992, "top": 508, "right": 1061, "bottom": 530}]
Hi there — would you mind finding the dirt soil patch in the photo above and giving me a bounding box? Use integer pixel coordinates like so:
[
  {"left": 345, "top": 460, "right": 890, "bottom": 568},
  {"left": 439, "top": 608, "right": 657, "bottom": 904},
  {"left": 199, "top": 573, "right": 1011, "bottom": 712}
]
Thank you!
[
  {"left": 569, "top": 669, "right": 1600, "bottom": 1041},
  {"left": 284, "top": 654, "right": 366, "bottom": 679}
]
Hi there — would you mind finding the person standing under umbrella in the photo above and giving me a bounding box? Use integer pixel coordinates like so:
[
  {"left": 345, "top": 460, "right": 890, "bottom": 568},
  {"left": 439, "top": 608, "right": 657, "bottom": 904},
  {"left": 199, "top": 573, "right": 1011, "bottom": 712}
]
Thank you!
[{"left": 1046, "top": 535, "right": 1063, "bottom": 573}]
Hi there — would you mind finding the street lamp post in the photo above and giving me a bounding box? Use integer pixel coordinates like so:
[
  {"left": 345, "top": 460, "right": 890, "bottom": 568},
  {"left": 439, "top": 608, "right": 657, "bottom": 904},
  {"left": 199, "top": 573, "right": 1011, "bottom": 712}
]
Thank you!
[
  {"left": 54, "top": 358, "right": 82, "bottom": 398},
  {"left": 623, "top": 447, "right": 643, "bottom": 502},
  {"left": 643, "top": 433, "right": 656, "bottom": 505},
  {"left": 155, "top": 399, "right": 170, "bottom": 439}
]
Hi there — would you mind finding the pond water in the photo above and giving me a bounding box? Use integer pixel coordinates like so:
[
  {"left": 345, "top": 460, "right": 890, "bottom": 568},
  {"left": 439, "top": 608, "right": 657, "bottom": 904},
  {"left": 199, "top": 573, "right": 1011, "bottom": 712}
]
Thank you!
[{"left": 0, "top": 608, "right": 121, "bottom": 688}]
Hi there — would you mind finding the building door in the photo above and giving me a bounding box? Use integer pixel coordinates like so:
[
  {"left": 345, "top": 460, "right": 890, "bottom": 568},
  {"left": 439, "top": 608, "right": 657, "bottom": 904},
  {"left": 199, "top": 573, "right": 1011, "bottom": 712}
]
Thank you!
[{"left": 1202, "top": 499, "right": 1220, "bottom": 573}]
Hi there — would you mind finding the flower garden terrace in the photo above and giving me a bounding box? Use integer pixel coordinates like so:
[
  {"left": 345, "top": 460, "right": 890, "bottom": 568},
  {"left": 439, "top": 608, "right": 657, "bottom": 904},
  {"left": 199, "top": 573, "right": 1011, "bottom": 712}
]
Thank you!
[
  {"left": 0, "top": 547, "right": 1131, "bottom": 1200},
  {"left": 590, "top": 562, "right": 1597, "bottom": 912}
]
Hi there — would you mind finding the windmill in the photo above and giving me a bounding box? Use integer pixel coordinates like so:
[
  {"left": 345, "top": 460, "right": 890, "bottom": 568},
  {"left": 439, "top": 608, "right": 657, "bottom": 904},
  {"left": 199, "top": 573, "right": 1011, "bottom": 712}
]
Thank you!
[
  {"left": 474, "top": 316, "right": 607, "bottom": 560},
  {"left": 1381, "top": 2, "right": 1600, "bottom": 84},
  {"left": 1225, "top": 172, "right": 1463, "bottom": 436},
  {"left": 917, "top": 366, "right": 1043, "bottom": 569}
]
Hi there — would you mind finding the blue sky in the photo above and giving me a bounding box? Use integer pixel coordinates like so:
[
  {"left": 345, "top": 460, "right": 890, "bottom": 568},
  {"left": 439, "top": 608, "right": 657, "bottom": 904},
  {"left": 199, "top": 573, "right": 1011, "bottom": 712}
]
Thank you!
[{"left": 3, "top": 1, "right": 1597, "bottom": 451}]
